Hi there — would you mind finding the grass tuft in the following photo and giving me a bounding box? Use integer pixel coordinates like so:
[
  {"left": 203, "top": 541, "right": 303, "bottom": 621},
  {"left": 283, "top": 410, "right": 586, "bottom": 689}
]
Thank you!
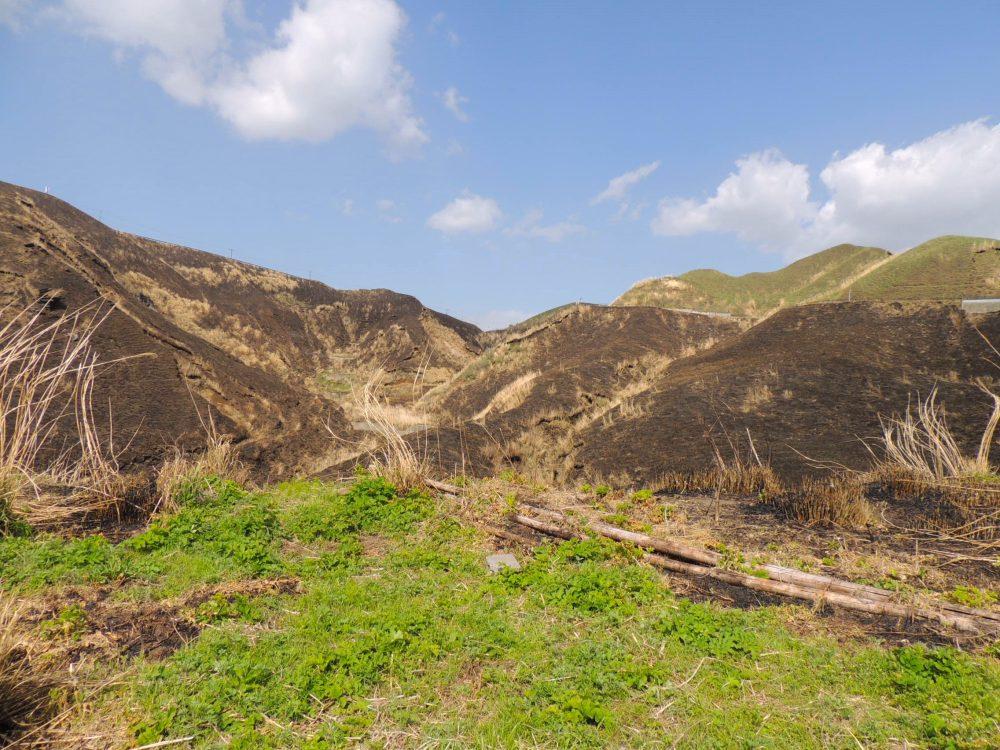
[{"left": 0, "top": 596, "right": 63, "bottom": 741}]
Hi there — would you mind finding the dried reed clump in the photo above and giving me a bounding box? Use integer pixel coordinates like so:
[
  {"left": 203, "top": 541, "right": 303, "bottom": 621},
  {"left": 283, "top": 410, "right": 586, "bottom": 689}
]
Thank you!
[
  {"left": 877, "top": 385, "right": 1000, "bottom": 482},
  {"left": 0, "top": 598, "right": 63, "bottom": 742},
  {"left": 0, "top": 303, "right": 134, "bottom": 533},
  {"left": 338, "top": 372, "right": 429, "bottom": 489},
  {"left": 654, "top": 446, "right": 784, "bottom": 499},
  {"left": 779, "top": 477, "right": 874, "bottom": 528},
  {"left": 867, "top": 380, "right": 1000, "bottom": 538}
]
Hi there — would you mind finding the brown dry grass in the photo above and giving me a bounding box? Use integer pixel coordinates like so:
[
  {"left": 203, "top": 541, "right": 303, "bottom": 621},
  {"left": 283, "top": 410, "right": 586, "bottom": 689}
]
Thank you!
[
  {"left": 0, "top": 303, "right": 136, "bottom": 532},
  {"left": 877, "top": 385, "right": 1000, "bottom": 481},
  {"left": 337, "top": 373, "right": 430, "bottom": 489},
  {"left": 0, "top": 597, "right": 62, "bottom": 742},
  {"left": 779, "top": 477, "right": 874, "bottom": 527},
  {"left": 866, "top": 372, "right": 1000, "bottom": 538},
  {"left": 653, "top": 444, "right": 784, "bottom": 499},
  {"left": 156, "top": 422, "right": 249, "bottom": 513},
  {"left": 473, "top": 371, "right": 538, "bottom": 420},
  {"left": 740, "top": 382, "right": 774, "bottom": 413}
]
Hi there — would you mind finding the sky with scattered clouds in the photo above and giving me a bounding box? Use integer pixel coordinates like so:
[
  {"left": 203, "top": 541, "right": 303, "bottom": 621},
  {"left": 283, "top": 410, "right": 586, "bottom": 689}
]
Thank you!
[{"left": 2, "top": 1, "right": 1000, "bottom": 328}]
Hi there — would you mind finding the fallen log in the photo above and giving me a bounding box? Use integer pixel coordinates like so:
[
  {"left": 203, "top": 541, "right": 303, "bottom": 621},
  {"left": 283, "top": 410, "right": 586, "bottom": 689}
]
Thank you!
[
  {"left": 523, "top": 504, "right": 895, "bottom": 603},
  {"left": 513, "top": 511, "right": 995, "bottom": 634},
  {"left": 428, "top": 479, "right": 1000, "bottom": 634},
  {"left": 640, "top": 552, "right": 991, "bottom": 634}
]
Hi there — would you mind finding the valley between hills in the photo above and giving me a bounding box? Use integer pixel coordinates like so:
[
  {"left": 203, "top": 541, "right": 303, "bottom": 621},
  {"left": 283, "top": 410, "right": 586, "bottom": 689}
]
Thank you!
[{"left": 2, "top": 180, "right": 999, "bottom": 748}]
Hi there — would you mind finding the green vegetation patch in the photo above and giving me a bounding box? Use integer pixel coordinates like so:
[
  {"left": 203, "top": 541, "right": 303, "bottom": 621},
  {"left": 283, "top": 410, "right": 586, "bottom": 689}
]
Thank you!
[
  {"left": 3, "top": 477, "right": 999, "bottom": 748},
  {"left": 616, "top": 244, "right": 889, "bottom": 315}
]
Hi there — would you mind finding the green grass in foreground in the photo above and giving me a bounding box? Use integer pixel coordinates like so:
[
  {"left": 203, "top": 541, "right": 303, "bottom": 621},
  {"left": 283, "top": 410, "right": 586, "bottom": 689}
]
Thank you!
[{"left": 2, "top": 476, "right": 999, "bottom": 748}]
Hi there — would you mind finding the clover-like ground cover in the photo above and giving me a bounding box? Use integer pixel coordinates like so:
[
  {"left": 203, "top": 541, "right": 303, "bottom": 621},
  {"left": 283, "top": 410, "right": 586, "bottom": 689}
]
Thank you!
[{"left": 1, "top": 476, "right": 998, "bottom": 749}]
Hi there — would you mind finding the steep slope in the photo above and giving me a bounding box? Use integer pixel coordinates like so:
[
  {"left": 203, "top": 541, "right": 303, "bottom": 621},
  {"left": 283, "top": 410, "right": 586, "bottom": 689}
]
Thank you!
[
  {"left": 615, "top": 244, "right": 890, "bottom": 316},
  {"left": 69, "top": 224, "right": 482, "bottom": 404},
  {"left": 575, "top": 302, "right": 1000, "bottom": 483},
  {"left": 416, "top": 304, "right": 746, "bottom": 479},
  {"left": 838, "top": 235, "right": 1000, "bottom": 302},
  {"left": 0, "top": 183, "right": 347, "bottom": 474},
  {"left": 0, "top": 180, "right": 481, "bottom": 473}
]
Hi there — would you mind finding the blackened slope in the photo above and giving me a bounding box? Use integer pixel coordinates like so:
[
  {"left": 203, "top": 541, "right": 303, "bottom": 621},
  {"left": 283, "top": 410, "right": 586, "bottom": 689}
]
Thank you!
[
  {"left": 432, "top": 303, "right": 745, "bottom": 424},
  {"left": 575, "top": 302, "right": 1000, "bottom": 483},
  {"left": 0, "top": 182, "right": 348, "bottom": 474},
  {"left": 105, "top": 233, "right": 482, "bottom": 400}
]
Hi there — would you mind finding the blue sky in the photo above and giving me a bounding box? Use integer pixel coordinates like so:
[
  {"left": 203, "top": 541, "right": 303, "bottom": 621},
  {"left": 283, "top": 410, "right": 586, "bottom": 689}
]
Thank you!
[{"left": 2, "top": 1, "right": 1000, "bottom": 328}]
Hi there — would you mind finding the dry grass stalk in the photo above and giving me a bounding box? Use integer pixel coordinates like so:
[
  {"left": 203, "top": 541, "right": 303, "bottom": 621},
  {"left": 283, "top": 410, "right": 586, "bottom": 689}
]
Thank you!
[
  {"left": 0, "top": 303, "right": 130, "bottom": 531},
  {"left": 0, "top": 597, "right": 62, "bottom": 742},
  {"left": 654, "top": 438, "right": 783, "bottom": 498},
  {"left": 878, "top": 385, "right": 1000, "bottom": 481},
  {"left": 780, "top": 477, "right": 874, "bottom": 527},
  {"left": 339, "top": 372, "right": 429, "bottom": 489},
  {"left": 156, "top": 415, "right": 248, "bottom": 512},
  {"left": 870, "top": 382, "right": 1000, "bottom": 538}
]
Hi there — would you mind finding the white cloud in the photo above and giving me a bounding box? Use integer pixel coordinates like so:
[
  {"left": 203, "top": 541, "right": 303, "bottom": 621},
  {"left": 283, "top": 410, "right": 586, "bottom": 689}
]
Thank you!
[
  {"left": 211, "top": 0, "right": 426, "bottom": 149},
  {"left": 53, "top": 0, "right": 235, "bottom": 104},
  {"left": 377, "top": 198, "right": 401, "bottom": 222},
  {"left": 814, "top": 120, "right": 1000, "bottom": 249},
  {"left": 652, "top": 120, "right": 1000, "bottom": 256},
  {"left": 428, "top": 10, "right": 459, "bottom": 46},
  {"left": 440, "top": 85, "right": 469, "bottom": 122},
  {"left": 339, "top": 198, "right": 355, "bottom": 216},
  {"left": 0, "top": 0, "right": 32, "bottom": 29},
  {"left": 592, "top": 160, "right": 660, "bottom": 205},
  {"left": 614, "top": 201, "right": 648, "bottom": 222},
  {"left": 427, "top": 191, "right": 501, "bottom": 234},
  {"left": 652, "top": 149, "right": 815, "bottom": 251},
  {"left": 47, "top": 0, "right": 426, "bottom": 150},
  {"left": 506, "top": 209, "right": 587, "bottom": 243},
  {"left": 472, "top": 309, "right": 528, "bottom": 330}
]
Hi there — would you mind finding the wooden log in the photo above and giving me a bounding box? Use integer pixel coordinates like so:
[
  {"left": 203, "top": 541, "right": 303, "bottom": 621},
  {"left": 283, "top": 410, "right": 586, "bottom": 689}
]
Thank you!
[
  {"left": 523, "top": 504, "right": 893, "bottom": 602},
  {"left": 509, "top": 512, "right": 998, "bottom": 634},
  {"left": 429, "top": 478, "right": 1000, "bottom": 633},
  {"left": 641, "top": 552, "right": 990, "bottom": 634}
]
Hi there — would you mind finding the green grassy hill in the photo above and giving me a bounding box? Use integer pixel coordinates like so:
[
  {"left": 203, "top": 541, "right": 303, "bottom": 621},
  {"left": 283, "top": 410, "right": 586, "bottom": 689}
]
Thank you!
[
  {"left": 837, "top": 235, "right": 1000, "bottom": 302},
  {"left": 614, "top": 244, "right": 890, "bottom": 316}
]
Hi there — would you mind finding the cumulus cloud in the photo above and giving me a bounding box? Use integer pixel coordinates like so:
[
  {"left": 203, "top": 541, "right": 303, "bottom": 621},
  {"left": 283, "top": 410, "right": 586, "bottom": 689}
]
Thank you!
[
  {"left": 212, "top": 0, "right": 426, "bottom": 149},
  {"left": 45, "top": 0, "right": 426, "bottom": 149},
  {"left": 652, "top": 120, "right": 1000, "bottom": 256},
  {"left": 439, "top": 85, "right": 469, "bottom": 122},
  {"left": 592, "top": 160, "right": 660, "bottom": 205},
  {"left": 506, "top": 209, "right": 587, "bottom": 243},
  {"left": 427, "top": 192, "right": 501, "bottom": 234},
  {"left": 652, "top": 149, "right": 816, "bottom": 250}
]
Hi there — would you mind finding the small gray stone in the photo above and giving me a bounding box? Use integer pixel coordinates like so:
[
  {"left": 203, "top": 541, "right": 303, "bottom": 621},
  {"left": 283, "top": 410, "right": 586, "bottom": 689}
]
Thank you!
[{"left": 486, "top": 553, "right": 521, "bottom": 573}]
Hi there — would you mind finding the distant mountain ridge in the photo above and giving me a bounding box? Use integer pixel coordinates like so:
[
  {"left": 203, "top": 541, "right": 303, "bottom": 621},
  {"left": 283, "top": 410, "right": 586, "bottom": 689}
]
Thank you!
[{"left": 614, "top": 236, "right": 1000, "bottom": 317}]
